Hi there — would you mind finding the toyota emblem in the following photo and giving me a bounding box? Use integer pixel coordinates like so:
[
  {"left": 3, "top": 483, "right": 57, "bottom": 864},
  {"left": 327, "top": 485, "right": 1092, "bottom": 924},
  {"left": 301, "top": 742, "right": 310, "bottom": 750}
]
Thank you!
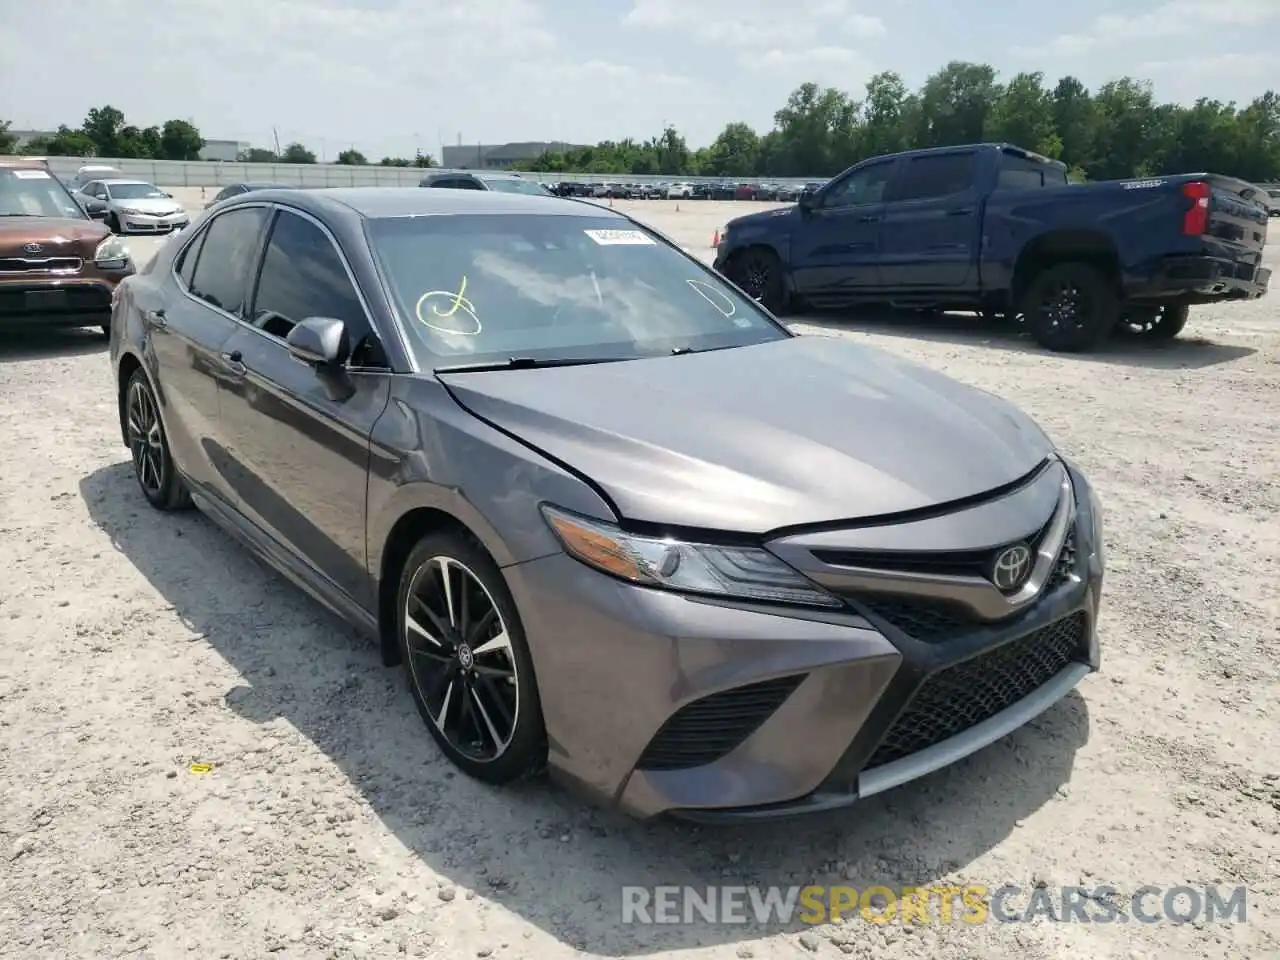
[
  {"left": 23, "top": 242, "right": 43, "bottom": 254},
  {"left": 990, "top": 543, "right": 1033, "bottom": 592}
]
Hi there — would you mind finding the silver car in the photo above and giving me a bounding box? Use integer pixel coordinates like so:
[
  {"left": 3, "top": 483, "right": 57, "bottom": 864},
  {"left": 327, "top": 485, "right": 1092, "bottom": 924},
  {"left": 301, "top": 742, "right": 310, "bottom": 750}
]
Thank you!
[{"left": 77, "top": 179, "right": 189, "bottom": 235}]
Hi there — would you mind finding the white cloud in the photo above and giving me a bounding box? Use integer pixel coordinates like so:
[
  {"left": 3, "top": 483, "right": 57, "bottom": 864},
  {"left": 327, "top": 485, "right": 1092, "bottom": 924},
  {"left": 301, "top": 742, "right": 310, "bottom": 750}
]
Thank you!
[
  {"left": 1012, "top": 0, "right": 1279, "bottom": 58},
  {"left": 0, "top": 0, "right": 720, "bottom": 155},
  {"left": 624, "top": 0, "right": 886, "bottom": 50}
]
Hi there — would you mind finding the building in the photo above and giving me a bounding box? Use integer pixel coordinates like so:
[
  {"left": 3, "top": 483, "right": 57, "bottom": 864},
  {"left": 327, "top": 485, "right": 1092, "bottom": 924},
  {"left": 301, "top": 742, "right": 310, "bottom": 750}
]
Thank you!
[
  {"left": 198, "top": 139, "right": 249, "bottom": 162},
  {"left": 440, "top": 141, "right": 588, "bottom": 170}
]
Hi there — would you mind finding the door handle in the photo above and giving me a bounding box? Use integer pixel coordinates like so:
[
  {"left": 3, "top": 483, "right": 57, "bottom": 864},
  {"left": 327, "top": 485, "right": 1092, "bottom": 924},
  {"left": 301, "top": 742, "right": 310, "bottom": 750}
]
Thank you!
[
  {"left": 220, "top": 349, "right": 246, "bottom": 376},
  {"left": 144, "top": 308, "right": 166, "bottom": 327},
  {"left": 945, "top": 207, "right": 974, "bottom": 216}
]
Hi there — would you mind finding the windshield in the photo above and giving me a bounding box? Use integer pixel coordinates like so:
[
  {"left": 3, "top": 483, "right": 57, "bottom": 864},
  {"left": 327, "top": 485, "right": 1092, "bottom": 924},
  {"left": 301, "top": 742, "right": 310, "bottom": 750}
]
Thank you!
[
  {"left": 107, "top": 182, "right": 167, "bottom": 200},
  {"left": 366, "top": 214, "right": 788, "bottom": 367},
  {"left": 482, "top": 178, "right": 551, "bottom": 196},
  {"left": 0, "top": 168, "right": 87, "bottom": 219},
  {"left": 1270, "top": 189, "right": 1280, "bottom": 199}
]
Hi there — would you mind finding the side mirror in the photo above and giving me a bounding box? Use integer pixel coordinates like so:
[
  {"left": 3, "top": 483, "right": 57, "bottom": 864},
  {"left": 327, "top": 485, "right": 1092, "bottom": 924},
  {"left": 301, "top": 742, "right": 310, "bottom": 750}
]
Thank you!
[
  {"left": 798, "top": 190, "right": 817, "bottom": 212},
  {"left": 164, "top": 192, "right": 174, "bottom": 198},
  {"left": 286, "top": 316, "right": 347, "bottom": 367}
]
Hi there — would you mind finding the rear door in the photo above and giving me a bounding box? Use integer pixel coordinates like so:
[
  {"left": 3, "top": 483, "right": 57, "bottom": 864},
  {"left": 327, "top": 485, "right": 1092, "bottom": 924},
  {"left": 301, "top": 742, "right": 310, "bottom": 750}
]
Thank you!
[
  {"left": 875, "top": 150, "right": 981, "bottom": 289},
  {"left": 149, "top": 205, "right": 269, "bottom": 498},
  {"left": 789, "top": 157, "right": 898, "bottom": 298}
]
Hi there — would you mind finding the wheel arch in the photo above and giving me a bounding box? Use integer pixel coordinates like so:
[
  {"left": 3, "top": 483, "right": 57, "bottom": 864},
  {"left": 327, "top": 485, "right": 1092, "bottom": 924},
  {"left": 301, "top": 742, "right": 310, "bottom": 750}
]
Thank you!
[
  {"left": 375, "top": 506, "right": 497, "bottom": 668},
  {"left": 1011, "top": 229, "right": 1121, "bottom": 307},
  {"left": 116, "top": 350, "right": 145, "bottom": 448}
]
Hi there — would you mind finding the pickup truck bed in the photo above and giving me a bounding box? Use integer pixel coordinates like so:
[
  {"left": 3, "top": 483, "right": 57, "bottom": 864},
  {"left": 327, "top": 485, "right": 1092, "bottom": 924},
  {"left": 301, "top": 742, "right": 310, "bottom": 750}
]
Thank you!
[{"left": 713, "top": 143, "right": 1270, "bottom": 352}]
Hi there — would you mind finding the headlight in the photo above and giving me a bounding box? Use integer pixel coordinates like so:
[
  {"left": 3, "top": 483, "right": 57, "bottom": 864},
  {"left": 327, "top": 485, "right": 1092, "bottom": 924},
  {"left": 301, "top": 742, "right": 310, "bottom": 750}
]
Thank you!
[
  {"left": 119, "top": 206, "right": 144, "bottom": 215},
  {"left": 540, "top": 504, "right": 841, "bottom": 607},
  {"left": 1086, "top": 483, "right": 1104, "bottom": 564},
  {"left": 94, "top": 235, "right": 129, "bottom": 267}
]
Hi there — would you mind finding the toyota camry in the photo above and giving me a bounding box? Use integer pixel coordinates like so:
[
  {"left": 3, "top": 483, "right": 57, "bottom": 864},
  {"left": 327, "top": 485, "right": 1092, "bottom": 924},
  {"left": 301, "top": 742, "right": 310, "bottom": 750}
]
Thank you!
[{"left": 108, "top": 187, "right": 1104, "bottom": 820}]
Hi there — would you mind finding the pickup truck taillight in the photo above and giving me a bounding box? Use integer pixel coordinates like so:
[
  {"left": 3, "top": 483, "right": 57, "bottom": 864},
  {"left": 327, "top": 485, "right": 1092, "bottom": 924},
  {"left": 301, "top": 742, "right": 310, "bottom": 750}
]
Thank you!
[{"left": 1182, "top": 180, "right": 1210, "bottom": 235}]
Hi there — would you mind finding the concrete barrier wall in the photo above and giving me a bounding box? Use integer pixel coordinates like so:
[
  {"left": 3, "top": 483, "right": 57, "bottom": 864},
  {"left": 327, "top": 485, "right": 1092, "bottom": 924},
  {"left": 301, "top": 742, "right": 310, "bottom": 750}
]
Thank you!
[{"left": 35, "top": 156, "right": 819, "bottom": 189}]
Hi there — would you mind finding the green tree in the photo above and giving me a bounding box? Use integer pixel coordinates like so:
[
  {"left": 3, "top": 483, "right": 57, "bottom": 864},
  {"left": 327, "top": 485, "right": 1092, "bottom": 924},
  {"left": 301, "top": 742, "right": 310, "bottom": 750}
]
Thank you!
[
  {"left": 917, "top": 62, "right": 1003, "bottom": 148},
  {"left": 380, "top": 156, "right": 411, "bottom": 166},
  {"left": 336, "top": 148, "right": 367, "bottom": 165},
  {"left": 984, "top": 71, "right": 1058, "bottom": 157},
  {"left": 280, "top": 142, "right": 317, "bottom": 163},
  {"left": 237, "top": 147, "right": 278, "bottom": 162},
  {"left": 412, "top": 150, "right": 435, "bottom": 168},
  {"left": 81, "top": 105, "right": 127, "bottom": 155},
  {"left": 0, "top": 120, "right": 17, "bottom": 155},
  {"left": 24, "top": 125, "right": 97, "bottom": 156},
  {"left": 159, "top": 120, "right": 204, "bottom": 160},
  {"left": 702, "top": 122, "right": 760, "bottom": 177}
]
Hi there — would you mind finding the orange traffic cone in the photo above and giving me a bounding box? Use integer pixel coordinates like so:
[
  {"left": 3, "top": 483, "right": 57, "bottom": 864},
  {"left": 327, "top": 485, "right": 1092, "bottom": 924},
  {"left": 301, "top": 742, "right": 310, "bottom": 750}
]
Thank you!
[{"left": 711, "top": 230, "right": 719, "bottom": 247}]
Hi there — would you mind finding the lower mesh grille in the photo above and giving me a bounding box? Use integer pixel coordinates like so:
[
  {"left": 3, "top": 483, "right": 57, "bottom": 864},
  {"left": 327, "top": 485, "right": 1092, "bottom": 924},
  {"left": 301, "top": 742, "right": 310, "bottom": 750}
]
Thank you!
[
  {"left": 636, "top": 674, "right": 806, "bottom": 771},
  {"left": 862, "top": 612, "right": 1088, "bottom": 771}
]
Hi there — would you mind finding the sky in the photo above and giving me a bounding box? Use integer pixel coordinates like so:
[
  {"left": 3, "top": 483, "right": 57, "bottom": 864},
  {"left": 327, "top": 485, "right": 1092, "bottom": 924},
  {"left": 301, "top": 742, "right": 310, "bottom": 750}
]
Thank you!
[{"left": 2, "top": 0, "right": 1276, "bottom": 161}]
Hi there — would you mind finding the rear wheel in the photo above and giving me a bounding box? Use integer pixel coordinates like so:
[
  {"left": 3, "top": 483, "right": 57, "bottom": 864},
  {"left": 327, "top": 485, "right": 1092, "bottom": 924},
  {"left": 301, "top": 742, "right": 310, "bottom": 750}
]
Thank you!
[
  {"left": 726, "top": 247, "right": 786, "bottom": 314},
  {"left": 1021, "top": 262, "right": 1117, "bottom": 353},
  {"left": 1120, "top": 303, "right": 1189, "bottom": 340},
  {"left": 124, "top": 369, "right": 191, "bottom": 511}
]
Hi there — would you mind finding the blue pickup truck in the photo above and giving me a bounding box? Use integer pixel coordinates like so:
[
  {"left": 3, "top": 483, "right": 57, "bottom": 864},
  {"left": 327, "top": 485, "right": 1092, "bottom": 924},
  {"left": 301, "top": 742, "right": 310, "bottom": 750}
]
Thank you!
[{"left": 712, "top": 143, "right": 1271, "bottom": 352}]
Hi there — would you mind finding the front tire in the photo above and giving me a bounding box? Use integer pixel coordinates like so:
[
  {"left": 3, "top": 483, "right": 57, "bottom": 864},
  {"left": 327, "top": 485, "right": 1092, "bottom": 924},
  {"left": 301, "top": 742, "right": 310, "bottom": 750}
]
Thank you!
[
  {"left": 124, "top": 369, "right": 191, "bottom": 511},
  {"left": 726, "top": 247, "right": 786, "bottom": 314},
  {"left": 1120, "top": 303, "right": 1189, "bottom": 340},
  {"left": 107, "top": 213, "right": 122, "bottom": 234},
  {"left": 396, "top": 532, "right": 547, "bottom": 784},
  {"left": 1022, "top": 262, "right": 1117, "bottom": 353}
]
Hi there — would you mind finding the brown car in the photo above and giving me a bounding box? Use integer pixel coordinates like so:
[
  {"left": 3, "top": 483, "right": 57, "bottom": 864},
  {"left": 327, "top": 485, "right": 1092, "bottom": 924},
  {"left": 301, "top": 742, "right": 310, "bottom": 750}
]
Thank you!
[{"left": 0, "top": 157, "right": 135, "bottom": 335}]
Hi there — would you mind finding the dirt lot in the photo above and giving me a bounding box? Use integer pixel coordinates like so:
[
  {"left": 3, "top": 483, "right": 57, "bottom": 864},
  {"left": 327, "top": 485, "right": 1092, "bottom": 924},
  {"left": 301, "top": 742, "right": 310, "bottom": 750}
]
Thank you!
[{"left": 0, "top": 199, "right": 1276, "bottom": 960}]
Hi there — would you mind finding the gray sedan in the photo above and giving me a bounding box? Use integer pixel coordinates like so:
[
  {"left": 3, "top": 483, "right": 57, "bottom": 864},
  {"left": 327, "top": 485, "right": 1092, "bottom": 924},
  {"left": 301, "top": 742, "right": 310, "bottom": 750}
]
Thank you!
[{"left": 107, "top": 187, "right": 1104, "bottom": 820}]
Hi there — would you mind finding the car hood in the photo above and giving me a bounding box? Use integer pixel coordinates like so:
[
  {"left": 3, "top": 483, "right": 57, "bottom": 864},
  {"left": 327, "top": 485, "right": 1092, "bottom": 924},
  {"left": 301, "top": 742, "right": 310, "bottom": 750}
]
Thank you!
[
  {"left": 438, "top": 336, "right": 1056, "bottom": 533},
  {"left": 0, "top": 217, "right": 109, "bottom": 258},
  {"left": 727, "top": 205, "right": 796, "bottom": 232}
]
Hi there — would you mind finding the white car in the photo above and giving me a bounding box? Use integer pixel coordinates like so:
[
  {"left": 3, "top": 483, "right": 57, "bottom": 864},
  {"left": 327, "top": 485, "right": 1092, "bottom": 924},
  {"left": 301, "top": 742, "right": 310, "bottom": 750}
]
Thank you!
[
  {"left": 1267, "top": 188, "right": 1280, "bottom": 217},
  {"left": 76, "top": 178, "right": 189, "bottom": 234},
  {"left": 665, "top": 182, "right": 694, "bottom": 199}
]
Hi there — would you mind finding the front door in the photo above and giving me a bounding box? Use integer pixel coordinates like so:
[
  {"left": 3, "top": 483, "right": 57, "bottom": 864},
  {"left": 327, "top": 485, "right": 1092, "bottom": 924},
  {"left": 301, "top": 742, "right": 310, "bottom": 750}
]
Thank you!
[
  {"left": 147, "top": 205, "right": 268, "bottom": 495},
  {"left": 215, "top": 207, "right": 393, "bottom": 607},
  {"left": 789, "top": 158, "right": 897, "bottom": 300}
]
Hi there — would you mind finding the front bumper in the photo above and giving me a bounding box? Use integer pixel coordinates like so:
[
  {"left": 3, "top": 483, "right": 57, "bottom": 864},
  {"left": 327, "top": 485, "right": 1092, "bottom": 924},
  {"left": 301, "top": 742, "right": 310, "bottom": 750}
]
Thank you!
[
  {"left": 0, "top": 272, "right": 131, "bottom": 327},
  {"left": 505, "top": 460, "right": 1103, "bottom": 820},
  {"left": 117, "top": 210, "right": 189, "bottom": 233},
  {"left": 1129, "top": 254, "right": 1270, "bottom": 304}
]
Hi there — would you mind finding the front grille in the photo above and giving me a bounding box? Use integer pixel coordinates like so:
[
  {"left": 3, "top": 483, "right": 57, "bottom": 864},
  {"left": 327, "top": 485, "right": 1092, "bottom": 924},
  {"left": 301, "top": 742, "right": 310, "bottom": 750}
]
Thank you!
[
  {"left": 862, "top": 612, "right": 1088, "bottom": 771},
  {"left": 635, "top": 674, "right": 806, "bottom": 771},
  {"left": 0, "top": 257, "right": 82, "bottom": 273},
  {"left": 1046, "top": 527, "right": 1077, "bottom": 591},
  {"left": 0, "top": 285, "right": 111, "bottom": 314}
]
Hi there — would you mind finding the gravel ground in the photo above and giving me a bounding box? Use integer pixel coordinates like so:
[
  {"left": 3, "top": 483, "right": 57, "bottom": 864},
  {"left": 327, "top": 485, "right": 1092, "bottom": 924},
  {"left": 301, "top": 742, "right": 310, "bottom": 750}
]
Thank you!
[{"left": 0, "top": 200, "right": 1276, "bottom": 960}]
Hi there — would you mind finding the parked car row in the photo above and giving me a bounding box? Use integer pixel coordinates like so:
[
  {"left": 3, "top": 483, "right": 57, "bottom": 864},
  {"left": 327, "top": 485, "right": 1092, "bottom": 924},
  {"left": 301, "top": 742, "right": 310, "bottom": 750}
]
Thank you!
[{"left": 546, "top": 180, "right": 826, "bottom": 201}]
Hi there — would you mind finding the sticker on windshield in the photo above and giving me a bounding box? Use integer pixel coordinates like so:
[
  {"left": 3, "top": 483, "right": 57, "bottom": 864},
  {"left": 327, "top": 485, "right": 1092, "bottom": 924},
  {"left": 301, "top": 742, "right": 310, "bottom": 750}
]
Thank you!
[
  {"left": 584, "top": 229, "right": 654, "bottom": 246},
  {"left": 11, "top": 170, "right": 51, "bottom": 179}
]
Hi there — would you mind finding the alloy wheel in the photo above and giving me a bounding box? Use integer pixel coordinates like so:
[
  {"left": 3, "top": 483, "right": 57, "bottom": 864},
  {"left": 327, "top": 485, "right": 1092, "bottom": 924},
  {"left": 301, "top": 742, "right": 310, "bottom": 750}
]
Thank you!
[
  {"left": 127, "top": 380, "right": 165, "bottom": 496},
  {"left": 403, "top": 556, "right": 519, "bottom": 762},
  {"left": 1041, "top": 280, "right": 1088, "bottom": 336}
]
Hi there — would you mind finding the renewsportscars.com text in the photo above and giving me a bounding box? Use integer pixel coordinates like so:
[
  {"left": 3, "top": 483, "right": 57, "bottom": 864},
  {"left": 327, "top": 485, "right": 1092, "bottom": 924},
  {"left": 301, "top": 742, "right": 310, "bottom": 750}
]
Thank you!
[{"left": 621, "top": 884, "right": 1248, "bottom": 926}]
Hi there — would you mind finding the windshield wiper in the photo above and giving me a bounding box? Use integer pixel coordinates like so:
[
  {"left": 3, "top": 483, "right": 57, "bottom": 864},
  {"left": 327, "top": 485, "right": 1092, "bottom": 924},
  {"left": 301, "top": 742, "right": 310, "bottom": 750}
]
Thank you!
[
  {"left": 434, "top": 356, "right": 633, "bottom": 374},
  {"left": 0, "top": 213, "right": 37, "bottom": 217}
]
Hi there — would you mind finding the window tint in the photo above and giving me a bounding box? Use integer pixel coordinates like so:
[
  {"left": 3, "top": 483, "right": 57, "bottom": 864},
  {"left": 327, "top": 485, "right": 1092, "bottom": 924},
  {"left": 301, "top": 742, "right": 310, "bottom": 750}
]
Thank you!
[
  {"left": 997, "top": 154, "right": 1068, "bottom": 189},
  {"left": 250, "top": 211, "right": 385, "bottom": 366},
  {"left": 176, "top": 230, "right": 207, "bottom": 287},
  {"left": 885, "top": 153, "right": 977, "bottom": 202},
  {"left": 822, "top": 162, "right": 894, "bottom": 207},
  {"left": 188, "top": 207, "right": 267, "bottom": 315}
]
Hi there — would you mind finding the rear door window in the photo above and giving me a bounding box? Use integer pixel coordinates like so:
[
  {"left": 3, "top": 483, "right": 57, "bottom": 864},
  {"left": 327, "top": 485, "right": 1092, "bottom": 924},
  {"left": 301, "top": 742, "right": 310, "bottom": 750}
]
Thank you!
[
  {"left": 188, "top": 207, "right": 268, "bottom": 315},
  {"left": 997, "top": 153, "right": 1068, "bottom": 189},
  {"left": 885, "top": 153, "right": 977, "bottom": 202}
]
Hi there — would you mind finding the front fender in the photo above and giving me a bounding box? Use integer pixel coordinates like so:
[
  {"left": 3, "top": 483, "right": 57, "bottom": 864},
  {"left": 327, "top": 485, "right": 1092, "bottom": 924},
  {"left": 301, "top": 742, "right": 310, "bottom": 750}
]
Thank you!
[{"left": 365, "top": 376, "right": 616, "bottom": 579}]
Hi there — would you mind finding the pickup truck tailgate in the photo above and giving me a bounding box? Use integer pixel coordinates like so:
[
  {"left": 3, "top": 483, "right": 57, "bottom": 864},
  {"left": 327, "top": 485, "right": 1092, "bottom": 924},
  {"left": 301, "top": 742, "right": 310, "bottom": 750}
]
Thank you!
[{"left": 1202, "top": 174, "right": 1268, "bottom": 266}]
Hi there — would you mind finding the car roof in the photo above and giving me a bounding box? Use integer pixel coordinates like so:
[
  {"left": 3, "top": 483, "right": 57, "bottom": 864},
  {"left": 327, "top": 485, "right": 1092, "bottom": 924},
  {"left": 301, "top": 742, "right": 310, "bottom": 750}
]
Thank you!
[
  {"left": 100, "top": 178, "right": 153, "bottom": 185},
  {"left": 241, "top": 186, "right": 625, "bottom": 220}
]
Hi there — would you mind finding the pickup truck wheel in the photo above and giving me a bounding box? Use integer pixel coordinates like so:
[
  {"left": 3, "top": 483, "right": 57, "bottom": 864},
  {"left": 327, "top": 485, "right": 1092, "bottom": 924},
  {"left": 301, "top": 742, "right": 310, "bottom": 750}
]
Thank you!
[
  {"left": 727, "top": 248, "right": 785, "bottom": 314},
  {"left": 1022, "top": 263, "right": 1117, "bottom": 353},
  {"left": 1121, "top": 304, "right": 1189, "bottom": 340}
]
